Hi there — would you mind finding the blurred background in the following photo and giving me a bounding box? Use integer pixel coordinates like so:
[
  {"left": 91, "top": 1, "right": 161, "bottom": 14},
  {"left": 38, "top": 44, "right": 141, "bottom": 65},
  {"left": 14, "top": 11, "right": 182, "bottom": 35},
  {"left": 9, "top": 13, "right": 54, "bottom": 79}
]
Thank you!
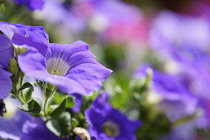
[{"left": 1, "top": 0, "right": 210, "bottom": 139}]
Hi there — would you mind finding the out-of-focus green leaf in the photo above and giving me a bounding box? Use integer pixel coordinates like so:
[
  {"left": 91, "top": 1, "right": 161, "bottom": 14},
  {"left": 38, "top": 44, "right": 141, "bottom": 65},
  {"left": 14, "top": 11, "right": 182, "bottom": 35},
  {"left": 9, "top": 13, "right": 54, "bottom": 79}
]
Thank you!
[
  {"left": 50, "top": 96, "right": 75, "bottom": 117},
  {"left": 46, "top": 112, "right": 71, "bottom": 138}
]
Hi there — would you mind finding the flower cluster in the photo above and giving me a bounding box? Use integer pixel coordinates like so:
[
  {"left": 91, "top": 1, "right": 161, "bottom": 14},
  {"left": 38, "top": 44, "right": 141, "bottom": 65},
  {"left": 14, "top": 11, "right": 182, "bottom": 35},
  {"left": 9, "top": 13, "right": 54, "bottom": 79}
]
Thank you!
[
  {"left": 2, "top": 0, "right": 210, "bottom": 140},
  {"left": 0, "top": 21, "right": 114, "bottom": 139}
]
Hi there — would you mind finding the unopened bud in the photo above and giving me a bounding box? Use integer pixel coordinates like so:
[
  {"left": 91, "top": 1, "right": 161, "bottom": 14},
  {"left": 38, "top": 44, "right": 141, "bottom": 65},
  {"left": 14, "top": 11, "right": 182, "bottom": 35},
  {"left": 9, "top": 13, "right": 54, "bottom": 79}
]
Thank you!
[
  {"left": 73, "top": 127, "right": 91, "bottom": 140},
  {"left": 9, "top": 58, "right": 19, "bottom": 76},
  {"left": 14, "top": 44, "right": 27, "bottom": 56}
]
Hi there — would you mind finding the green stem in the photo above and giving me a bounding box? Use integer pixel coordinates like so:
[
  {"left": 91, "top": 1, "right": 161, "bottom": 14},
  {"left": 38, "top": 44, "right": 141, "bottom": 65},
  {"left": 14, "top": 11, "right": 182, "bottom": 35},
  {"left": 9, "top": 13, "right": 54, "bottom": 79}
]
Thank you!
[
  {"left": 43, "top": 95, "right": 50, "bottom": 116},
  {"left": 42, "top": 83, "right": 57, "bottom": 117}
]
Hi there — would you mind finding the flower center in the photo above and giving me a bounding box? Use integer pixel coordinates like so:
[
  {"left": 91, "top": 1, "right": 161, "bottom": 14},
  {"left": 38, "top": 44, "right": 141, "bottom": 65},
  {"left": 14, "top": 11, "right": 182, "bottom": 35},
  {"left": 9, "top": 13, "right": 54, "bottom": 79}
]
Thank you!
[
  {"left": 46, "top": 57, "right": 70, "bottom": 76},
  {"left": 102, "top": 121, "right": 119, "bottom": 137}
]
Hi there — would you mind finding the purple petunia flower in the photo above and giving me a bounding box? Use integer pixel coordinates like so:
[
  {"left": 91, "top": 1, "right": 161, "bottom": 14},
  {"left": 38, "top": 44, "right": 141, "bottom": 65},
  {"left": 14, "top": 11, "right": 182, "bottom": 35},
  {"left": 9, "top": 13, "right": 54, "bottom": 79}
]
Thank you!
[
  {"left": 13, "top": 0, "right": 45, "bottom": 11},
  {"left": 0, "top": 21, "right": 49, "bottom": 45},
  {"left": 0, "top": 34, "right": 14, "bottom": 99},
  {"left": 134, "top": 64, "right": 198, "bottom": 122},
  {"left": 85, "top": 92, "right": 140, "bottom": 140},
  {"left": 12, "top": 34, "right": 111, "bottom": 96}
]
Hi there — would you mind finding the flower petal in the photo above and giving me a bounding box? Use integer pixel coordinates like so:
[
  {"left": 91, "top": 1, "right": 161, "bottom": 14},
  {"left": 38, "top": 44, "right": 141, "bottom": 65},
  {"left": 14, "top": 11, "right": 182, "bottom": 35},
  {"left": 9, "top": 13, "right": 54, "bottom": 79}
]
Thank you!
[
  {"left": 0, "top": 21, "right": 49, "bottom": 44},
  {"left": 0, "top": 69, "right": 12, "bottom": 98},
  {"left": 0, "top": 34, "right": 14, "bottom": 69}
]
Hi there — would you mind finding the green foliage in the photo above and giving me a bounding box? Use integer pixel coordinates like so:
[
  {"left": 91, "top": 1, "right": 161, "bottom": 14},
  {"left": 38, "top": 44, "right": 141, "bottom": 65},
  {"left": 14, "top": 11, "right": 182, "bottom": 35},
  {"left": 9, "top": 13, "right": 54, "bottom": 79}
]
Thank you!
[
  {"left": 46, "top": 112, "right": 71, "bottom": 138},
  {"left": 50, "top": 95, "right": 75, "bottom": 117},
  {"left": 18, "top": 82, "right": 34, "bottom": 103},
  {"left": 19, "top": 99, "right": 41, "bottom": 114}
]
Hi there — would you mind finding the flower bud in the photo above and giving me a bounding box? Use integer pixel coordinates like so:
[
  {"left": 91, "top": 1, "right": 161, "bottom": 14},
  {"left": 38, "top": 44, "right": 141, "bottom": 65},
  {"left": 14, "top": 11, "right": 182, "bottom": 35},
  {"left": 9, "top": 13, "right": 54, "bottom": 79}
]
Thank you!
[
  {"left": 13, "top": 44, "right": 27, "bottom": 56},
  {"left": 73, "top": 127, "right": 91, "bottom": 140},
  {"left": 9, "top": 58, "right": 19, "bottom": 76}
]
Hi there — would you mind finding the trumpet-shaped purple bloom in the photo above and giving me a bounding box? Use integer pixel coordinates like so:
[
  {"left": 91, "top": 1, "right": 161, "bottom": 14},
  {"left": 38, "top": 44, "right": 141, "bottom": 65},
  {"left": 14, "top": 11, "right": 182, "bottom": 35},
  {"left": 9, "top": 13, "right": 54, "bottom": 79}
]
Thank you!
[
  {"left": 0, "top": 21, "right": 49, "bottom": 45},
  {"left": 12, "top": 34, "right": 111, "bottom": 96},
  {"left": 85, "top": 92, "right": 140, "bottom": 140},
  {"left": 0, "top": 34, "right": 13, "bottom": 98},
  {"left": 13, "top": 0, "right": 45, "bottom": 10}
]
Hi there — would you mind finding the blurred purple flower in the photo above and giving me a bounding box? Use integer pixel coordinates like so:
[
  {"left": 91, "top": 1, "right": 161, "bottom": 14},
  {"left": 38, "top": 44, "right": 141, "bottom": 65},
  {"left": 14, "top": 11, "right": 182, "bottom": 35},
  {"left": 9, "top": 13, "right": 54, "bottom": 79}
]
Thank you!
[
  {"left": 0, "top": 110, "right": 68, "bottom": 140},
  {"left": 160, "top": 120, "right": 198, "bottom": 140},
  {"left": 0, "top": 110, "right": 31, "bottom": 140},
  {"left": 13, "top": 0, "right": 45, "bottom": 10},
  {"left": 21, "top": 118, "right": 68, "bottom": 140},
  {"left": 0, "top": 34, "right": 13, "bottom": 99},
  {"left": 85, "top": 92, "right": 140, "bottom": 140},
  {"left": 149, "top": 11, "right": 210, "bottom": 100},
  {"left": 135, "top": 65, "right": 200, "bottom": 140},
  {"left": 12, "top": 34, "right": 111, "bottom": 96},
  {"left": 34, "top": 0, "right": 85, "bottom": 34},
  {"left": 134, "top": 64, "right": 197, "bottom": 122}
]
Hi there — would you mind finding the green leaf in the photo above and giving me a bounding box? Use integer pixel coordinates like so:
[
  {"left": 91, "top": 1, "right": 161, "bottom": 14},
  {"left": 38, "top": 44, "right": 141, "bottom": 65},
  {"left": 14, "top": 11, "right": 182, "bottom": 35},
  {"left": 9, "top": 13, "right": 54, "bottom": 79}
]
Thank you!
[
  {"left": 18, "top": 82, "right": 34, "bottom": 91},
  {"left": 71, "top": 118, "right": 79, "bottom": 129},
  {"left": 18, "top": 82, "right": 34, "bottom": 103},
  {"left": 65, "top": 96, "right": 75, "bottom": 108},
  {"left": 50, "top": 98, "right": 66, "bottom": 117},
  {"left": 50, "top": 96, "right": 75, "bottom": 117},
  {"left": 24, "top": 88, "right": 33, "bottom": 103},
  {"left": 110, "top": 90, "right": 128, "bottom": 108},
  {"left": 19, "top": 99, "right": 41, "bottom": 114},
  {"left": 46, "top": 112, "right": 71, "bottom": 137}
]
